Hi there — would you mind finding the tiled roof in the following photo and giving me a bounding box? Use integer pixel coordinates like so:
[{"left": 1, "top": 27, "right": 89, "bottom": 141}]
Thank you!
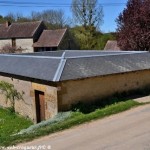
[
  {"left": 0, "top": 50, "right": 149, "bottom": 82},
  {"left": 33, "top": 29, "right": 67, "bottom": 47},
  {"left": 104, "top": 40, "right": 121, "bottom": 51},
  {"left": 0, "top": 24, "right": 9, "bottom": 38},
  {"left": 0, "top": 21, "right": 43, "bottom": 39}
]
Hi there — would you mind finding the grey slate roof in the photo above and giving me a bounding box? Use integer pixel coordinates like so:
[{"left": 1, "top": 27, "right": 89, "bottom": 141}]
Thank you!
[
  {"left": 61, "top": 52, "right": 149, "bottom": 80},
  {"left": 0, "top": 50, "right": 149, "bottom": 82},
  {"left": 0, "top": 55, "right": 60, "bottom": 81}
]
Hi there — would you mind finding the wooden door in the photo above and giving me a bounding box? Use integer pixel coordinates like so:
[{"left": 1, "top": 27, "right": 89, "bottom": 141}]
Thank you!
[
  {"left": 39, "top": 92, "right": 45, "bottom": 121},
  {"left": 35, "top": 91, "right": 45, "bottom": 123}
]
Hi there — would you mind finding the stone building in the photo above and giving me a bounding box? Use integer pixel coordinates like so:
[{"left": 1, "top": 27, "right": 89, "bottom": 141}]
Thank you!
[
  {"left": 0, "top": 21, "right": 77, "bottom": 53},
  {"left": 33, "top": 29, "right": 78, "bottom": 51},
  {"left": 104, "top": 40, "right": 121, "bottom": 51},
  {"left": 0, "top": 21, "right": 46, "bottom": 53},
  {"left": 0, "top": 50, "right": 150, "bottom": 123}
]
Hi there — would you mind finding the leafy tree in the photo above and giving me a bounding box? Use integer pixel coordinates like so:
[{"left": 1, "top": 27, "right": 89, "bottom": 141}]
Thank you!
[
  {"left": 98, "top": 33, "right": 116, "bottom": 50},
  {"left": 116, "top": 0, "right": 150, "bottom": 51},
  {"left": 0, "top": 15, "right": 6, "bottom": 23},
  {"left": 71, "top": 26, "right": 102, "bottom": 50},
  {"left": 71, "top": 0, "right": 103, "bottom": 50},
  {"left": 71, "top": 0, "right": 103, "bottom": 29},
  {"left": 0, "top": 81, "right": 24, "bottom": 112}
]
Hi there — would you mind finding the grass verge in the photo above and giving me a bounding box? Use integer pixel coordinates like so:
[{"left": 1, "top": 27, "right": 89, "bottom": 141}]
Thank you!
[
  {"left": 0, "top": 108, "right": 32, "bottom": 147},
  {"left": 0, "top": 100, "right": 141, "bottom": 147}
]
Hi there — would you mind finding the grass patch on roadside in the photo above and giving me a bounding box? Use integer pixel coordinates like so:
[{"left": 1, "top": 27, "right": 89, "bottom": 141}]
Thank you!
[
  {"left": 0, "top": 108, "right": 33, "bottom": 147},
  {"left": 0, "top": 99, "right": 141, "bottom": 147}
]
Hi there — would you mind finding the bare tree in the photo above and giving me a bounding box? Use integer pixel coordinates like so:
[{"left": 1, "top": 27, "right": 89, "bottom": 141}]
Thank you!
[
  {"left": 31, "top": 9, "right": 67, "bottom": 29},
  {"left": 71, "top": 0, "right": 103, "bottom": 29},
  {"left": 4, "top": 12, "right": 15, "bottom": 22},
  {"left": 4, "top": 12, "right": 31, "bottom": 22}
]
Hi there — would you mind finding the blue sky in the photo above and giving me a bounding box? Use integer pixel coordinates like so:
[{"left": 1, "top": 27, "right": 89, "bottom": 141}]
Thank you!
[{"left": 0, "top": 0, "right": 128, "bottom": 33}]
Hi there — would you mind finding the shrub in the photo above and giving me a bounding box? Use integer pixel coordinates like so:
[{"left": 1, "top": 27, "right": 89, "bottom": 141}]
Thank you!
[
  {"left": 0, "top": 44, "right": 23, "bottom": 54},
  {"left": 0, "top": 81, "right": 24, "bottom": 112}
]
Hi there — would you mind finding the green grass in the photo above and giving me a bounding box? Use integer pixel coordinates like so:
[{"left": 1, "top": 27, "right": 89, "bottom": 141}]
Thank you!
[
  {"left": 0, "top": 100, "right": 141, "bottom": 147},
  {"left": 0, "top": 108, "right": 33, "bottom": 146}
]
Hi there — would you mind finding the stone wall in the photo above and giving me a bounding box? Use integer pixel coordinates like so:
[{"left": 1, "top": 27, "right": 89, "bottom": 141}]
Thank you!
[
  {"left": 0, "top": 76, "right": 33, "bottom": 119},
  {"left": 0, "top": 39, "right": 12, "bottom": 49},
  {"left": 1, "top": 69, "right": 150, "bottom": 122},
  {"left": 0, "top": 76, "right": 58, "bottom": 123},
  {"left": 0, "top": 38, "right": 34, "bottom": 53},
  {"left": 58, "top": 70, "right": 150, "bottom": 110},
  {"left": 16, "top": 38, "right": 34, "bottom": 53},
  {"left": 31, "top": 83, "right": 58, "bottom": 123}
]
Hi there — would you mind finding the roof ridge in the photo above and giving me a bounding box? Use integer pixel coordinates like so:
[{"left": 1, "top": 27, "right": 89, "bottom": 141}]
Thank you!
[
  {"left": 43, "top": 28, "right": 67, "bottom": 31},
  {"left": 32, "top": 21, "right": 43, "bottom": 37},
  {"left": 0, "top": 54, "right": 62, "bottom": 59},
  {"left": 11, "top": 20, "right": 42, "bottom": 25},
  {"left": 57, "top": 28, "right": 67, "bottom": 47},
  {"left": 53, "top": 51, "right": 66, "bottom": 81},
  {"left": 65, "top": 51, "right": 148, "bottom": 59}
]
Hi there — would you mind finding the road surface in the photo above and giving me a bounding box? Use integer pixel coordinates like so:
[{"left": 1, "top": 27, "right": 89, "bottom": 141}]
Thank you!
[{"left": 20, "top": 104, "right": 150, "bottom": 150}]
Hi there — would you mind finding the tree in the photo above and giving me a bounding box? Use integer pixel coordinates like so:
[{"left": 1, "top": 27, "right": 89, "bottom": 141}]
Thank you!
[
  {"left": 71, "top": 0, "right": 103, "bottom": 50},
  {"left": 0, "top": 15, "right": 6, "bottom": 23},
  {"left": 31, "top": 9, "right": 67, "bottom": 29},
  {"left": 4, "top": 12, "right": 15, "bottom": 22},
  {"left": 71, "top": 26, "right": 100, "bottom": 49},
  {"left": 15, "top": 12, "right": 31, "bottom": 22},
  {"left": 71, "top": 0, "right": 103, "bottom": 30},
  {"left": 3, "top": 12, "right": 31, "bottom": 23},
  {"left": 116, "top": 0, "right": 150, "bottom": 51}
]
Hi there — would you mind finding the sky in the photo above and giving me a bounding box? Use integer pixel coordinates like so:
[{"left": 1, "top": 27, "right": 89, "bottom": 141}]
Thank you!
[{"left": 0, "top": 0, "right": 128, "bottom": 33}]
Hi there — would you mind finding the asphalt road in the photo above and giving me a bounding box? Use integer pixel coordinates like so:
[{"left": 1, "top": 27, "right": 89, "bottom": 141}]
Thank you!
[{"left": 20, "top": 104, "right": 150, "bottom": 150}]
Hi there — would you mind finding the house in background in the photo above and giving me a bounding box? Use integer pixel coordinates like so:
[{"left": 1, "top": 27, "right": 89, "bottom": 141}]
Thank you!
[
  {"left": 0, "top": 21, "right": 78, "bottom": 53},
  {"left": 0, "top": 50, "right": 149, "bottom": 123},
  {"left": 104, "top": 40, "right": 121, "bottom": 51},
  {"left": 0, "top": 21, "right": 46, "bottom": 53},
  {"left": 33, "top": 28, "right": 78, "bottom": 52}
]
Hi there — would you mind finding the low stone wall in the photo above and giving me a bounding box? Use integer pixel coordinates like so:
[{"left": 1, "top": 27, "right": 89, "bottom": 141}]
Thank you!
[
  {"left": 1, "top": 69, "right": 150, "bottom": 122},
  {"left": 58, "top": 70, "right": 150, "bottom": 110}
]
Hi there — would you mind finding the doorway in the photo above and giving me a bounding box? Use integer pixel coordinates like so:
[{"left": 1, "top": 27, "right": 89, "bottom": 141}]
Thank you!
[{"left": 35, "top": 90, "right": 45, "bottom": 123}]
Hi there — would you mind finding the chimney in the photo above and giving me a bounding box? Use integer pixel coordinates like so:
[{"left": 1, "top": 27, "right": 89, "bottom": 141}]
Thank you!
[{"left": 5, "top": 21, "right": 11, "bottom": 27}]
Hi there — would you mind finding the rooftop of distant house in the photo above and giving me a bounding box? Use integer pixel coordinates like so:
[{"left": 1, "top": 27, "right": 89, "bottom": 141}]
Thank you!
[
  {"left": 0, "top": 21, "right": 44, "bottom": 39},
  {"left": 104, "top": 40, "right": 121, "bottom": 51},
  {"left": 33, "top": 28, "right": 67, "bottom": 47}
]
